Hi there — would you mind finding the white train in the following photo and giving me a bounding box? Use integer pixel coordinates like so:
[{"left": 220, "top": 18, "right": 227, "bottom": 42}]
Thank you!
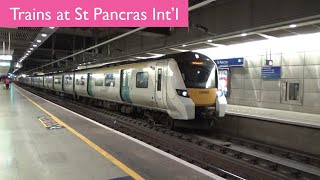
[{"left": 20, "top": 52, "right": 227, "bottom": 129}]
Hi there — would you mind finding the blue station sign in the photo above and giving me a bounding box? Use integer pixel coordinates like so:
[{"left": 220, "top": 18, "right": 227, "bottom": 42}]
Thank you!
[
  {"left": 214, "top": 58, "right": 244, "bottom": 68},
  {"left": 261, "top": 66, "right": 281, "bottom": 78}
]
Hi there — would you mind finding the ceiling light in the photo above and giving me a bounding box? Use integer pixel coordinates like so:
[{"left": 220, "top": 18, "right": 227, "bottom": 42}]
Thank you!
[
  {"left": 257, "top": 33, "right": 277, "bottom": 40},
  {"left": 49, "top": 27, "right": 55, "bottom": 29},
  {"left": 182, "top": 45, "right": 187, "bottom": 47},
  {"left": 0, "top": 55, "right": 13, "bottom": 60},
  {"left": 211, "top": 43, "right": 227, "bottom": 47},
  {"left": 41, "top": 33, "right": 47, "bottom": 37},
  {"left": 207, "top": 40, "right": 213, "bottom": 43},
  {"left": 0, "top": 62, "right": 10, "bottom": 66},
  {"left": 33, "top": 44, "right": 37, "bottom": 47},
  {"left": 30, "top": 48, "right": 34, "bottom": 50},
  {"left": 37, "top": 40, "right": 42, "bottom": 43},
  {"left": 290, "top": 24, "right": 297, "bottom": 28},
  {"left": 27, "top": 51, "right": 31, "bottom": 53},
  {"left": 241, "top": 33, "right": 247, "bottom": 37}
]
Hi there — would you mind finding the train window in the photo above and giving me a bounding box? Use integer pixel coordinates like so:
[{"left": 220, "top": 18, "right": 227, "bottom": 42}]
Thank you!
[
  {"left": 157, "top": 69, "right": 162, "bottom": 91},
  {"left": 105, "top": 74, "right": 115, "bottom": 87},
  {"left": 54, "top": 77, "right": 62, "bottom": 84},
  {"left": 76, "top": 79, "right": 80, "bottom": 85},
  {"left": 174, "top": 53, "right": 216, "bottom": 88},
  {"left": 64, "top": 76, "right": 70, "bottom": 84},
  {"left": 136, "top": 72, "right": 148, "bottom": 88},
  {"left": 80, "top": 76, "right": 85, "bottom": 85}
]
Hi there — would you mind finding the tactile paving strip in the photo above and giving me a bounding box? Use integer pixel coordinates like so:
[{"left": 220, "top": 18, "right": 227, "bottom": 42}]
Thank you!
[{"left": 38, "top": 116, "right": 65, "bottom": 130}]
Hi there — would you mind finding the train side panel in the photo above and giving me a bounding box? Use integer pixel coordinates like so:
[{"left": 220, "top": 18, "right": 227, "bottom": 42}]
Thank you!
[
  {"left": 53, "top": 74, "right": 63, "bottom": 92},
  {"left": 36, "top": 77, "right": 43, "bottom": 88},
  {"left": 31, "top": 77, "right": 35, "bottom": 86},
  {"left": 43, "top": 76, "right": 48, "bottom": 89},
  {"left": 129, "top": 61, "right": 159, "bottom": 109},
  {"left": 91, "top": 68, "right": 122, "bottom": 102},
  {"left": 27, "top": 77, "right": 32, "bottom": 86},
  {"left": 62, "top": 73, "right": 75, "bottom": 95},
  {"left": 74, "top": 71, "right": 90, "bottom": 97},
  {"left": 41, "top": 77, "right": 45, "bottom": 88},
  {"left": 46, "top": 76, "right": 54, "bottom": 90}
]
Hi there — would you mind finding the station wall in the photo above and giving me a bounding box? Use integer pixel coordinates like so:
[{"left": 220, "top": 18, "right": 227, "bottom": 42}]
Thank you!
[{"left": 227, "top": 50, "right": 320, "bottom": 114}]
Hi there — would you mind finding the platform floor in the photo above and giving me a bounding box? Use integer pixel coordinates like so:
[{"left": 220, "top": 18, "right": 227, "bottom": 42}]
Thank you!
[
  {"left": 0, "top": 84, "right": 222, "bottom": 180},
  {"left": 226, "top": 104, "right": 320, "bottom": 129},
  {"left": 0, "top": 85, "right": 129, "bottom": 179}
]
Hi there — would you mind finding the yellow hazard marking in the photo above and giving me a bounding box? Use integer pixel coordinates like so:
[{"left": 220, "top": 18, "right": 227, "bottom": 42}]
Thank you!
[
  {"left": 15, "top": 87, "right": 144, "bottom": 180},
  {"left": 39, "top": 118, "right": 49, "bottom": 128}
]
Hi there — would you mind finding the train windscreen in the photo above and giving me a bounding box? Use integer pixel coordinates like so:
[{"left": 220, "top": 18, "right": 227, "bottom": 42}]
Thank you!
[{"left": 175, "top": 53, "right": 216, "bottom": 89}]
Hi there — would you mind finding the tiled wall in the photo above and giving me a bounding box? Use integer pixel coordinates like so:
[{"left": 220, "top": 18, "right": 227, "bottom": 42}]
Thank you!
[{"left": 227, "top": 50, "right": 320, "bottom": 114}]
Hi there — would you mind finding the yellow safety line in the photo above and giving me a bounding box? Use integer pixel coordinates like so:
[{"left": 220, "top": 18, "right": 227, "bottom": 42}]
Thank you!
[{"left": 16, "top": 87, "right": 144, "bottom": 180}]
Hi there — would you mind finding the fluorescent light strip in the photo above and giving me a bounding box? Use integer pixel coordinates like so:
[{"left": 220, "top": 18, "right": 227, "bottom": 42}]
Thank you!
[{"left": 0, "top": 55, "right": 13, "bottom": 60}]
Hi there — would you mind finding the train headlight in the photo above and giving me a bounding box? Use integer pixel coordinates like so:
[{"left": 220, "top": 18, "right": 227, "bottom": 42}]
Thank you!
[
  {"left": 216, "top": 90, "right": 223, "bottom": 97},
  {"left": 176, "top": 89, "right": 189, "bottom": 97}
]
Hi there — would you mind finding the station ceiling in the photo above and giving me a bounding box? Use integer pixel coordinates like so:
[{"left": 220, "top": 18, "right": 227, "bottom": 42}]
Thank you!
[{"left": 1, "top": 0, "right": 320, "bottom": 75}]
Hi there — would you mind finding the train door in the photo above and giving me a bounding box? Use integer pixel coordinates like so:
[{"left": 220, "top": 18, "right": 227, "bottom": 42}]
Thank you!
[
  {"left": 155, "top": 62, "right": 165, "bottom": 108},
  {"left": 120, "top": 69, "right": 132, "bottom": 102},
  {"left": 62, "top": 75, "right": 65, "bottom": 91},
  {"left": 87, "top": 73, "right": 94, "bottom": 96},
  {"left": 51, "top": 76, "right": 54, "bottom": 89},
  {"left": 41, "top": 77, "right": 43, "bottom": 87},
  {"left": 39, "top": 77, "right": 42, "bottom": 87},
  {"left": 53, "top": 76, "right": 56, "bottom": 90},
  {"left": 73, "top": 73, "right": 76, "bottom": 94}
]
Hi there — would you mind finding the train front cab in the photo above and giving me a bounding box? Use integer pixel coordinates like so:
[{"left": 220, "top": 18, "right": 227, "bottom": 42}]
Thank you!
[{"left": 168, "top": 52, "right": 227, "bottom": 129}]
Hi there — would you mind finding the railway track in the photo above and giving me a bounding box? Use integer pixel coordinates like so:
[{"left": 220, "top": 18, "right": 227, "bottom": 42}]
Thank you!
[{"left": 17, "top": 84, "right": 320, "bottom": 180}]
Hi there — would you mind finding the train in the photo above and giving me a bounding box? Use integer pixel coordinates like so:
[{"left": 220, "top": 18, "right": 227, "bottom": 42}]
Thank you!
[{"left": 19, "top": 52, "right": 227, "bottom": 129}]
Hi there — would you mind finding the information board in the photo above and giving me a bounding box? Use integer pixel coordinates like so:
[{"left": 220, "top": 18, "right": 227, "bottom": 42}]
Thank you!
[
  {"left": 214, "top": 58, "right": 244, "bottom": 68},
  {"left": 218, "top": 69, "right": 230, "bottom": 97},
  {"left": 261, "top": 66, "right": 281, "bottom": 78}
]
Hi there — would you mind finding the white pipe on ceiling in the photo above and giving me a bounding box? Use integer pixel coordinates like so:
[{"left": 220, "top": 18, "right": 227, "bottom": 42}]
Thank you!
[{"left": 189, "top": 0, "right": 216, "bottom": 11}]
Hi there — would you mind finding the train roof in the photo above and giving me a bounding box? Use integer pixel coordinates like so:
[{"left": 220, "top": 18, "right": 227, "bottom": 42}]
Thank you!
[{"left": 33, "top": 52, "right": 212, "bottom": 76}]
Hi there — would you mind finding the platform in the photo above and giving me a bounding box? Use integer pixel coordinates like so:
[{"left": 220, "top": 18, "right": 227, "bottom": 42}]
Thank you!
[
  {"left": 0, "top": 85, "right": 131, "bottom": 179},
  {"left": 219, "top": 104, "right": 320, "bottom": 155},
  {"left": 226, "top": 104, "right": 320, "bottom": 129},
  {"left": 0, "top": 84, "right": 222, "bottom": 180}
]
